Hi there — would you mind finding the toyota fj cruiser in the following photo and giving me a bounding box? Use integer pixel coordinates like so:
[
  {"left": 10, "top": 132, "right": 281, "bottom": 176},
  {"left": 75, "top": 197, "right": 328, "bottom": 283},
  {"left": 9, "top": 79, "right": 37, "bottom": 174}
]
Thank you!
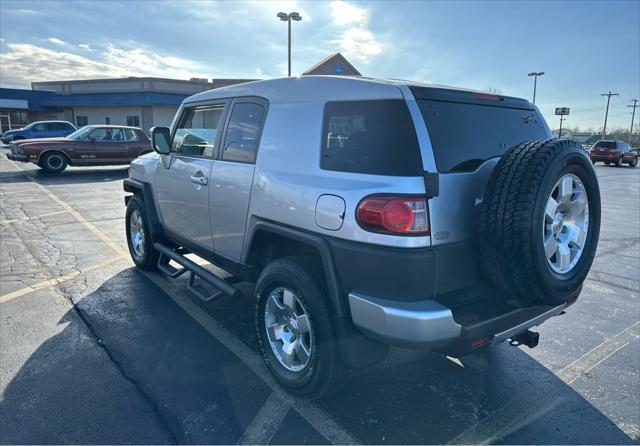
[{"left": 123, "top": 76, "right": 600, "bottom": 398}]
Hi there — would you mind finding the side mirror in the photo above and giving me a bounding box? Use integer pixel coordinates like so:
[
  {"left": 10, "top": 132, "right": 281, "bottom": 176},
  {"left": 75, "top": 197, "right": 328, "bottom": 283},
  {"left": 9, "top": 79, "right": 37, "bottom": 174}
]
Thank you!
[{"left": 151, "top": 126, "right": 171, "bottom": 155}]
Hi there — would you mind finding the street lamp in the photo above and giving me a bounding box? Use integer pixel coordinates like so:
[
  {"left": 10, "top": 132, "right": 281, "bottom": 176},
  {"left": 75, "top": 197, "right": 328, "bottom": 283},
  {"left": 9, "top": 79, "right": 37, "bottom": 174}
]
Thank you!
[
  {"left": 527, "top": 71, "right": 545, "bottom": 104},
  {"left": 277, "top": 11, "right": 302, "bottom": 77}
]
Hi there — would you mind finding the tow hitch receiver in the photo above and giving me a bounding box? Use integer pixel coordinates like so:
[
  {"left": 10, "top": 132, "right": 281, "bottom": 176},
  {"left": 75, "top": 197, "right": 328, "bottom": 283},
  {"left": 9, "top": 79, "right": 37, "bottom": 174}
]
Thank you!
[{"left": 509, "top": 329, "right": 540, "bottom": 348}]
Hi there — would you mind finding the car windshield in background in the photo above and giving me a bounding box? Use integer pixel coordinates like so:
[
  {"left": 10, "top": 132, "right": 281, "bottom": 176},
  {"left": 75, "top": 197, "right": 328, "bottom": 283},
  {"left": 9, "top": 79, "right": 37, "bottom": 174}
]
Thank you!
[
  {"left": 595, "top": 141, "right": 616, "bottom": 149},
  {"left": 67, "top": 126, "right": 94, "bottom": 140},
  {"left": 412, "top": 87, "right": 548, "bottom": 172}
]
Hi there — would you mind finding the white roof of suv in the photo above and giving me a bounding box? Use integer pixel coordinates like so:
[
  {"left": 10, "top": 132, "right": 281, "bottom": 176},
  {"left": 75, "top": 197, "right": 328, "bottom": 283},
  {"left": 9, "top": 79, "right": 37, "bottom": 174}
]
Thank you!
[{"left": 184, "top": 75, "right": 486, "bottom": 105}]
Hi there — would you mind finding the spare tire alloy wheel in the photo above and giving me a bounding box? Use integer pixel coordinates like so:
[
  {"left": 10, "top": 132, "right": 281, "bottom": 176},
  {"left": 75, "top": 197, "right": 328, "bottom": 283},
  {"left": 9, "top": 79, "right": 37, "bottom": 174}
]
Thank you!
[
  {"left": 264, "top": 287, "right": 313, "bottom": 372},
  {"left": 543, "top": 174, "right": 589, "bottom": 274},
  {"left": 479, "top": 139, "right": 601, "bottom": 307}
]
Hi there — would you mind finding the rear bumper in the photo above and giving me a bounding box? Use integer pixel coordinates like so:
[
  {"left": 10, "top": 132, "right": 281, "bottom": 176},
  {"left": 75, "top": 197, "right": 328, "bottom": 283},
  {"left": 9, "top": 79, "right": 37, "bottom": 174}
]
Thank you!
[
  {"left": 590, "top": 154, "right": 617, "bottom": 161},
  {"left": 348, "top": 291, "right": 567, "bottom": 352}
]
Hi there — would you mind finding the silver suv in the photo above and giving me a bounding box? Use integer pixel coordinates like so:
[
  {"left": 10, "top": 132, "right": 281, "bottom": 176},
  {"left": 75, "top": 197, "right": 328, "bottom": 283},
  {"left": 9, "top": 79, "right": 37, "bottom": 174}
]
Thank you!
[{"left": 123, "top": 76, "right": 601, "bottom": 398}]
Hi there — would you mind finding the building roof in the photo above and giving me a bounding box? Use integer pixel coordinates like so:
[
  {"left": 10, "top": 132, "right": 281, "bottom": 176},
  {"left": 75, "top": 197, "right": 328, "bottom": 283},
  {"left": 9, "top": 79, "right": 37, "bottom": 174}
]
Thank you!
[
  {"left": 42, "top": 92, "right": 188, "bottom": 107},
  {"left": 302, "top": 53, "right": 361, "bottom": 76}
]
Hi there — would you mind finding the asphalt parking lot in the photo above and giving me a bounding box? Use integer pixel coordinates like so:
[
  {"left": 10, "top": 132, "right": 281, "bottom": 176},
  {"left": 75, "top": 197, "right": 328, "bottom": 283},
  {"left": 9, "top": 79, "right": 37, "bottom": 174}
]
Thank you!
[{"left": 0, "top": 150, "right": 638, "bottom": 445}]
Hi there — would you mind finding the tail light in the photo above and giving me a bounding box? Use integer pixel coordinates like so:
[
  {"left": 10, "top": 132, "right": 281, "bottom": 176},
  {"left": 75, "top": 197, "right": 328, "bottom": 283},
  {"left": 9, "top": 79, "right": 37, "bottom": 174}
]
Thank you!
[{"left": 356, "top": 195, "right": 429, "bottom": 235}]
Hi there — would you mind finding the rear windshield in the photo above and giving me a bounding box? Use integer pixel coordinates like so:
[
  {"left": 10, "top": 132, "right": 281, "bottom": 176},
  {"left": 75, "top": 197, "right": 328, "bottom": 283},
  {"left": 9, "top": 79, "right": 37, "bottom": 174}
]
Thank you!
[
  {"left": 412, "top": 87, "right": 548, "bottom": 173},
  {"left": 321, "top": 100, "right": 422, "bottom": 176},
  {"left": 594, "top": 141, "right": 616, "bottom": 149}
]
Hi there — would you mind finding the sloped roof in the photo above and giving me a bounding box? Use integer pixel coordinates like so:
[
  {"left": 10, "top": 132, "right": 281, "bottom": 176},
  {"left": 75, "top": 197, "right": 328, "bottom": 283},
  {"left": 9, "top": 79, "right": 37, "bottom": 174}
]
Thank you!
[{"left": 302, "top": 53, "right": 361, "bottom": 76}]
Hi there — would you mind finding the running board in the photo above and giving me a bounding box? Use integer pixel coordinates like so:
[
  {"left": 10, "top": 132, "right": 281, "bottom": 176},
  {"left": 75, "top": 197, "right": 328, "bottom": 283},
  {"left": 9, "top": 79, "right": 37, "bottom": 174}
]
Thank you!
[{"left": 154, "top": 242, "right": 242, "bottom": 302}]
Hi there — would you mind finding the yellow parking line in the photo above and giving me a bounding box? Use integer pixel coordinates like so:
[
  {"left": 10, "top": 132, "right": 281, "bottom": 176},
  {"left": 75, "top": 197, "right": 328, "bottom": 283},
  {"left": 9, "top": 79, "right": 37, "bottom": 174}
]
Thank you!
[
  {"left": 2, "top": 157, "right": 129, "bottom": 259},
  {"left": 0, "top": 209, "right": 70, "bottom": 225},
  {"left": 0, "top": 256, "right": 127, "bottom": 304}
]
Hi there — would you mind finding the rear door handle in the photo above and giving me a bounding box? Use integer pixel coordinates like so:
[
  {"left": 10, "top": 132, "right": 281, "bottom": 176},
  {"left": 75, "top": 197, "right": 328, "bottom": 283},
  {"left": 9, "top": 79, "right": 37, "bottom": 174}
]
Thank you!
[{"left": 190, "top": 174, "right": 208, "bottom": 186}]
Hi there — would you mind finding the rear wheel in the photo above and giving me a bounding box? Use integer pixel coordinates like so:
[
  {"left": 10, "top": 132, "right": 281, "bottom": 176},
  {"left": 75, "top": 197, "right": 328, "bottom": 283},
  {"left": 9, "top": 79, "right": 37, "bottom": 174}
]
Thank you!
[
  {"left": 255, "top": 257, "right": 349, "bottom": 398},
  {"left": 40, "top": 151, "right": 68, "bottom": 173},
  {"left": 478, "top": 139, "right": 601, "bottom": 307}
]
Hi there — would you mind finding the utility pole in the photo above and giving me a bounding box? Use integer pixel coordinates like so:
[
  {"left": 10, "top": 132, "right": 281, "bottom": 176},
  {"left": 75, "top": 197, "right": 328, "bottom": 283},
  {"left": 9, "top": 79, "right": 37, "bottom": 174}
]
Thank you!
[
  {"left": 600, "top": 91, "right": 619, "bottom": 140},
  {"left": 628, "top": 99, "right": 639, "bottom": 134},
  {"left": 528, "top": 72, "right": 545, "bottom": 104}
]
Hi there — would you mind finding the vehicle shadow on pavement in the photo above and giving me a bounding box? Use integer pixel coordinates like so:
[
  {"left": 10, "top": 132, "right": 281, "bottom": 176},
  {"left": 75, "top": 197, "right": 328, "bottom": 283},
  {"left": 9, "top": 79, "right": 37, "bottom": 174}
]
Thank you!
[
  {"left": 0, "top": 167, "right": 128, "bottom": 186},
  {"left": 0, "top": 268, "right": 635, "bottom": 445}
]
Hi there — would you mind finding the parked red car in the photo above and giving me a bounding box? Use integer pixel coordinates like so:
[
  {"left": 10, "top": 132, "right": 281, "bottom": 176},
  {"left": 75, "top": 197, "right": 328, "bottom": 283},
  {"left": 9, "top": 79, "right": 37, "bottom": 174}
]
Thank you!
[
  {"left": 7, "top": 125, "right": 152, "bottom": 173},
  {"left": 589, "top": 140, "right": 638, "bottom": 167}
]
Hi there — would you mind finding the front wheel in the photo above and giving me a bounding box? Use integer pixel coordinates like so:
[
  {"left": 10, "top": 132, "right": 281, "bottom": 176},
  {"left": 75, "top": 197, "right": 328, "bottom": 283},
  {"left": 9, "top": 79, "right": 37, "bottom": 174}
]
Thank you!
[
  {"left": 615, "top": 156, "right": 623, "bottom": 167},
  {"left": 255, "top": 257, "right": 349, "bottom": 398},
  {"left": 40, "top": 152, "right": 68, "bottom": 173},
  {"left": 125, "top": 195, "right": 161, "bottom": 270},
  {"left": 629, "top": 158, "right": 638, "bottom": 168}
]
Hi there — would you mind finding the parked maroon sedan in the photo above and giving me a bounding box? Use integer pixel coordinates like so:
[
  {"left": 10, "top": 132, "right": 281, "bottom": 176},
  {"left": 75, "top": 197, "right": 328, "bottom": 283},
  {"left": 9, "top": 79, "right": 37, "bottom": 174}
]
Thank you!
[
  {"left": 7, "top": 125, "right": 152, "bottom": 173},
  {"left": 589, "top": 140, "right": 638, "bottom": 167}
]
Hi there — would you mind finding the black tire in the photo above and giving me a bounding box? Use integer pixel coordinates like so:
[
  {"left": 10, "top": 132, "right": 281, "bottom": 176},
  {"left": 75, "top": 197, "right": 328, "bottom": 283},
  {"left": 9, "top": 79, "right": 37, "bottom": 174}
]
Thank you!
[
  {"left": 629, "top": 158, "right": 638, "bottom": 168},
  {"left": 615, "top": 156, "right": 623, "bottom": 167},
  {"left": 125, "top": 195, "right": 161, "bottom": 271},
  {"left": 255, "top": 256, "right": 349, "bottom": 398},
  {"left": 478, "top": 139, "right": 601, "bottom": 307},
  {"left": 591, "top": 160, "right": 596, "bottom": 165},
  {"left": 605, "top": 161, "right": 611, "bottom": 165},
  {"left": 40, "top": 151, "right": 68, "bottom": 173}
]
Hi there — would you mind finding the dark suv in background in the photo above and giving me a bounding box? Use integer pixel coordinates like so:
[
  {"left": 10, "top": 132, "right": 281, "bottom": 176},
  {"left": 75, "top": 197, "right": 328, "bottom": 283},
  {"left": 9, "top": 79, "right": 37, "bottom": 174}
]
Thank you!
[
  {"left": 0, "top": 120, "right": 76, "bottom": 144},
  {"left": 590, "top": 140, "right": 638, "bottom": 167}
]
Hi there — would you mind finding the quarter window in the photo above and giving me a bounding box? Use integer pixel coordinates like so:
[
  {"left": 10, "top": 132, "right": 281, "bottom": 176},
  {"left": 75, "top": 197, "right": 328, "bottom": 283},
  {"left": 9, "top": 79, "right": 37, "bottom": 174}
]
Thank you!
[
  {"left": 126, "top": 116, "right": 140, "bottom": 127},
  {"left": 222, "top": 102, "right": 266, "bottom": 163},
  {"left": 124, "top": 128, "right": 139, "bottom": 142},
  {"left": 89, "top": 128, "right": 125, "bottom": 142},
  {"left": 321, "top": 100, "right": 422, "bottom": 176},
  {"left": 76, "top": 116, "right": 88, "bottom": 127},
  {"left": 172, "top": 105, "right": 225, "bottom": 157}
]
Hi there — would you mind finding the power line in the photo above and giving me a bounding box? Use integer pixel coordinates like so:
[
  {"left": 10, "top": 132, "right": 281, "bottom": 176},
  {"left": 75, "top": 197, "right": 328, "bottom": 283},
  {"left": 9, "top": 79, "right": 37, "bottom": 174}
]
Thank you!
[
  {"left": 600, "top": 91, "right": 619, "bottom": 139},
  {"left": 628, "top": 99, "right": 639, "bottom": 134}
]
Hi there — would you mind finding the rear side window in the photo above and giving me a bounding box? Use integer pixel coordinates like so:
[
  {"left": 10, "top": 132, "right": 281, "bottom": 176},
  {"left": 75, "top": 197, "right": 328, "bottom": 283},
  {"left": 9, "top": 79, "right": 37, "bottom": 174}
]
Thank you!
[
  {"left": 321, "top": 100, "right": 422, "bottom": 176},
  {"left": 124, "top": 128, "right": 139, "bottom": 142},
  {"left": 222, "top": 102, "right": 265, "bottom": 164},
  {"left": 594, "top": 141, "right": 617, "bottom": 149},
  {"left": 172, "top": 104, "right": 225, "bottom": 157},
  {"left": 413, "top": 88, "right": 548, "bottom": 172}
]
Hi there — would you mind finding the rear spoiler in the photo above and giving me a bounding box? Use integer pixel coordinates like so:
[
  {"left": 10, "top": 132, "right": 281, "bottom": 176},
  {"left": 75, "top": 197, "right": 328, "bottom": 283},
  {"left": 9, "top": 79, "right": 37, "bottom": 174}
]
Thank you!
[{"left": 410, "top": 86, "right": 535, "bottom": 111}]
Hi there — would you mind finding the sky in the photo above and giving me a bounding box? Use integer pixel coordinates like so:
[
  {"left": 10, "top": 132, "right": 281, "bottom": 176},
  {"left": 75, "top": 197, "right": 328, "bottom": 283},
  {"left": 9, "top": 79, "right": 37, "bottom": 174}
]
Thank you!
[{"left": 0, "top": 0, "right": 638, "bottom": 130}]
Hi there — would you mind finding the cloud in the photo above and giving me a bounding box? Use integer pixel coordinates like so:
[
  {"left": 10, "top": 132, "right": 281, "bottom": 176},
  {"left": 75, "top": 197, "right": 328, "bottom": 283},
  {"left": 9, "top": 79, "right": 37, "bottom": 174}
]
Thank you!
[
  {"left": 78, "top": 43, "right": 93, "bottom": 51},
  {"left": 338, "top": 28, "right": 382, "bottom": 61},
  {"left": 0, "top": 43, "right": 210, "bottom": 88},
  {"left": 328, "top": 2, "right": 382, "bottom": 62},
  {"left": 47, "top": 37, "right": 67, "bottom": 45},
  {"left": 330, "top": 1, "right": 366, "bottom": 25}
]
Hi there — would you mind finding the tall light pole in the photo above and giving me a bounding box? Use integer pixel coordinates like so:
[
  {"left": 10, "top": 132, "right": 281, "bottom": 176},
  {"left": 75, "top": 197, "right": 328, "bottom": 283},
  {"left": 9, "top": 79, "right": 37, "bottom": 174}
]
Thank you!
[
  {"left": 277, "top": 11, "right": 302, "bottom": 77},
  {"left": 528, "top": 71, "right": 545, "bottom": 104}
]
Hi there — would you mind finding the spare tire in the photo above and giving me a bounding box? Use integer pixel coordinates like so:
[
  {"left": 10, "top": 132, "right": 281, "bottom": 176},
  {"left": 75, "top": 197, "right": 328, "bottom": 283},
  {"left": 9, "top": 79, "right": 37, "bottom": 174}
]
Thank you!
[{"left": 478, "top": 139, "right": 601, "bottom": 307}]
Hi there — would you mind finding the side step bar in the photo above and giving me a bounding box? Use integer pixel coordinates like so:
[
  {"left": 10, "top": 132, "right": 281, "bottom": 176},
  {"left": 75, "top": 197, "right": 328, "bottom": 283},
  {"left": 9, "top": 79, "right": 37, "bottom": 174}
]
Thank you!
[{"left": 154, "top": 242, "right": 242, "bottom": 302}]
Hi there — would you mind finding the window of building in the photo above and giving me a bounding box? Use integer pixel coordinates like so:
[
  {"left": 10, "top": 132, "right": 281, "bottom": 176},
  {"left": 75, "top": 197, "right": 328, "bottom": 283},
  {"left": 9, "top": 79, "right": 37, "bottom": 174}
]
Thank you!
[
  {"left": 222, "top": 102, "right": 266, "bottom": 164},
  {"left": 76, "top": 116, "right": 88, "bottom": 127},
  {"left": 321, "top": 100, "right": 422, "bottom": 176},
  {"left": 126, "top": 116, "right": 140, "bottom": 127},
  {"left": 124, "top": 128, "right": 139, "bottom": 142},
  {"left": 105, "top": 117, "right": 111, "bottom": 125},
  {"left": 172, "top": 104, "right": 225, "bottom": 157}
]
